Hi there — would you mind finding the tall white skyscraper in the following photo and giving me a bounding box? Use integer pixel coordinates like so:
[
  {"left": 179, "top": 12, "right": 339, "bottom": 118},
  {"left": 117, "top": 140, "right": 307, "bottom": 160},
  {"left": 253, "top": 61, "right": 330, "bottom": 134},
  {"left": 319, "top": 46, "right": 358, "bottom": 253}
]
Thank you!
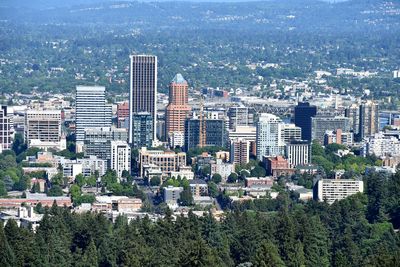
[
  {"left": 256, "top": 113, "right": 285, "bottom": 160},
  {"left": 129, "top": 55, "right": 157, "bottom": 144},
  {"left": 75, "top": 86, "right": 112, "bottom": 144}
]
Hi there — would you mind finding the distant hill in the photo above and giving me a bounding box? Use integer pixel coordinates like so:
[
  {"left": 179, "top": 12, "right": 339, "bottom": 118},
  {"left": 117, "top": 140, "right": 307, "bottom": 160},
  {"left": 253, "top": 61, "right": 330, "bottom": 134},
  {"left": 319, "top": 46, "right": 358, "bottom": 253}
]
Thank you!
[{"left": 0, "top": 0, "right": 398, "bottom": 34}]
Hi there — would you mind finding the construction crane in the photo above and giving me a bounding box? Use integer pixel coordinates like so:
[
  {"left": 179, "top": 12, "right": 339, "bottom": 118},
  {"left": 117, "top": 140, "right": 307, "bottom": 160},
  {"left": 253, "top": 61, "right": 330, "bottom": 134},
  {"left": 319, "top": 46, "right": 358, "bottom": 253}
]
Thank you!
[{"left": 198, "top": 96, "right": 206, "bottom": 148}]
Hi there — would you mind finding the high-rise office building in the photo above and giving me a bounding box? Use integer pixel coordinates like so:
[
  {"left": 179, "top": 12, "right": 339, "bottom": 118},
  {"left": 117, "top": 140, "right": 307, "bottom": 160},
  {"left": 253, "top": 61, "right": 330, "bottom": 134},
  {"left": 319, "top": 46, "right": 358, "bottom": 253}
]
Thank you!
[
  {"left": 110, "top": 141, "right": 131, "bottom": 179},
  {"left": 285, "top": 140, "right": 310, "bottom": 168},
  {"left": 184, "top": 118, "right": 226, "bottom": 151},
  {"left": 294, "top": 102, "right": 317, "bottom": 142},
  {"left": 345, "top": 103, "right": 360, "bottom": 136},
  {"left": 0, "top": 106, "right": 13, "bottom": 151},
  {"left": 359, "top": 100, "right": 379, "bottom": 139},
  {"left": 311, "top": 116, "right": 351, "bottom": 143},
  {"left": 129, "top": 55, "right": 157, "bottom": 143},
  {"left": 75, "top": 86, "right": 112, "bottom": 143},
  {"left": 165, "top": 74, "right": 191, "bottom": 138},
  {"left": 230, "top": 138, "right": 250, "bottom": 165},
  {"left": 227, "top": 106, "right": 254, "bottom": 130},
  {"left": 256, "top": 113, "right": 284, "bottom": 160},
  {"left": 25, "top": 110, "right": 65, "bottom": 150},
  {"left": 131, "top": 112, "right": 153, "bottom": 149}
]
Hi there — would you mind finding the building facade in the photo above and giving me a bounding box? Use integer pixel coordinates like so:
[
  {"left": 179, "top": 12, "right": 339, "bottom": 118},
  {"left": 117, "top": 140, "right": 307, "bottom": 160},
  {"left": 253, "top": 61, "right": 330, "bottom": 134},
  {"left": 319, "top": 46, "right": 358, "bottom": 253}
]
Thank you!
[
  {"left": 311, "top": 116, "right": 351, "bottom": 143},
  {"left": 129, "top": 55, "right": 157, "bottom": 143},
  {"left": 294, "top": 102, "right": 317, "bottom": 142},
  {"left": 131, "top": 112, "right": 153, "bottom": 149},
  {"left": 0, "top": 106, "right": 13, "bottom": 151},
  {"left": 117, "top": 102, "right": 129, "bottom": 128},
  {"left": 75, "top": 86, "right": 112, "bottom": 143},
  {"left": 324, "top": 129, "right": 354, "bottom": 146},
  {"left": 315, "top": 179, "right": 364, "bottom": 204},
  {"left": 25, "top": 110, "right": 64, "bottom": 150},
  {"left": 359, "top": 100, "right": 379, "bottom": 139},
  {"left": 139, "top": 147, "right": 186, "bottom": 177},
  {"left": 184, "top": 118, "right": 226, "bottom": 151},
  {"left": 256, "top": 113, "right": 284, "bottom": 160},
  {"left": 230, "top": 138, "right": 250, "bottom": 165},
  {"left": 345, "top": 103, "right": 360, "bottom": 136},
  {"left": 83, "top": 127, "right": 128, "bottom": 163},
  {"left": 110, "top": 141, "right": 131, "bottom": 179},
  {"left": 280, "top": 123, "right": 302, "bottom": 143},
  {"left": 165, "top": 74, "right": 191, "bottom": 139},
  {"left": 285, "top": 141, "right": 310, "bottom": 168},
  {"left": 227, "top": 106, "right": 254, "bottom": 130}
]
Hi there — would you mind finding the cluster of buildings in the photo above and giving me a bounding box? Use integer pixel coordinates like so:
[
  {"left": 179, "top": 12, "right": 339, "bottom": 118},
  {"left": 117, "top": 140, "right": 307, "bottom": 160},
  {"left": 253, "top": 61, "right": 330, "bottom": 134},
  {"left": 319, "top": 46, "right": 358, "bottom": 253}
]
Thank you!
[{"left": 0, "top": 53, "right": 395, "bottom": 222}]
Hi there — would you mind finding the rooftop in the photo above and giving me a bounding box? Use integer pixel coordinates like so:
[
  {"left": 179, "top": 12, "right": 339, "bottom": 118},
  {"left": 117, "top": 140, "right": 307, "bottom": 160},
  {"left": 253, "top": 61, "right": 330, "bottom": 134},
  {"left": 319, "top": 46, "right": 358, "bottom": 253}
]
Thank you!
[{"left": 171, "top": 73, "right": 187, "bottom": 84}]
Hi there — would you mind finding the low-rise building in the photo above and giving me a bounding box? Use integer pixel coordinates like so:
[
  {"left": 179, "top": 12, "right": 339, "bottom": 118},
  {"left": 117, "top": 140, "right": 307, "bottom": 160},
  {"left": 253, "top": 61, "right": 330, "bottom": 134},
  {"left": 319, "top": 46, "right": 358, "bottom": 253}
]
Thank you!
[
  {"left": 314, "top": 179, "right": 363, "bottom": 204},
  {"left": 0, "top": 193, "right": 72, "bottom": 208},
  {"left": 211, "top": 159, "right": 234, "bottom": 180},
  {"left": 164, "top": 186, "right": 184, "bottom": 207},
  {"left": 189, "top": 179, "right": 208, "bottom": 197},
  {"left": 245, "top": 177, "right": 274, "bottom": 188},
  {"left": 170, "top": 166, "right": 195, "bottom": 180},
  {"left": 139, "top": 147, "right": 186, "bottom": 177},
  {"left": 0, "top": 207, "right": 43, "bottom": 232},
  {"left": 264, "top": 156, "right": 294, "bottom": 177}
]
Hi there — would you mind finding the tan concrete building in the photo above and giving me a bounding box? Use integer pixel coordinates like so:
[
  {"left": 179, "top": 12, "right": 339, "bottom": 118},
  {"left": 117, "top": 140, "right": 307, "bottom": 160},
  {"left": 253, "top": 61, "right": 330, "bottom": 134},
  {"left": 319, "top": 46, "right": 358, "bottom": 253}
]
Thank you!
[
  {"left": 139, "top": 147, "right": 186, "bottom": 177},
  {"left": 25, "top": 109, "right": 65, "bottom": 150}
]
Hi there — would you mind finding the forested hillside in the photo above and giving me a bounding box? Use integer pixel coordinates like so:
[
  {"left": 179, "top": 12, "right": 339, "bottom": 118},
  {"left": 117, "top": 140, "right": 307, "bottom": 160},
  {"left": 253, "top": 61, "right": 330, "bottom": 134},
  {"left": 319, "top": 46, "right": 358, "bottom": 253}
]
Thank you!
[{"left": 1, "top": 170, "right": 400, "bottom": 266}]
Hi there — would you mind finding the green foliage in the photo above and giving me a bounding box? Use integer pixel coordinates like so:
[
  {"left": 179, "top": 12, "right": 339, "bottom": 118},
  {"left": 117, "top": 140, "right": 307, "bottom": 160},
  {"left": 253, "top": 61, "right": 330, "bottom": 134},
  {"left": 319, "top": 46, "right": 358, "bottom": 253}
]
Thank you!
[
  {"left": 47, "top": 185, "right": 63, "bottom": 196},
  {"left": 150, "top": 176, "right": 161, "bottom": 186},
  {"left": 250, "top": 165, "right": 266, "bottom": 178},
  {"left": 187, "top": 146, "right": 228, "bottom": 160},
  {"left": 253, "top": 241, "right": 285, "bottom": 267},
  {"left": 51, "top": 172, "right": 67, "bottom": 187},
  {"left": 0, "top": 221, "right": 15, "bottom": 267},
  {"left": 179, "top": 187, "right": 194, "bottom": 206},
  {"left": 311, "top": 141, "right": 380, "bottom": 174},
  {"left": 162, "top": 176, "right": 189, "bottom": 189},
  {"left": 211, "top": 173, "right": 222, "bottom": 184},
  {"left": 227, "top": 173, "right": 238, "bottom": 183},
  {"left": 208, "top": 181, "right": 219, "bottom": 198},
  {"left": 0, "top": 180, "right": 7, "bottom": 196},
  {"left": 75, "top": 174, "right": 85, "bottom": 187}
]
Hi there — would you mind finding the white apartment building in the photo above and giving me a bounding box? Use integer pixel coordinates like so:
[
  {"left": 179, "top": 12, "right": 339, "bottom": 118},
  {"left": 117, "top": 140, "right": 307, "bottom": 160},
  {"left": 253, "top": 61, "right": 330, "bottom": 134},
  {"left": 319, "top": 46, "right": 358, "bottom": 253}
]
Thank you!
[
  {"left": 316, "top": 179, "right": 364, "bottom": 204},
  {"left": 211, "top": 158, "right": 235, "bottom": 180},
  {"left": 285, "top": 141, "right": 310, "bottom": 168},
  {"left": 168, "top": 131, "right": 185, "bottom": 148},
  {"left": 0, "top": 106, "right": 13, "bottom": 150},
  {"left": 365, "top": 133, "right": 400, "bottom": 157},
  {"left": 256, "top": 113, "right": 284, "bottom": 160},
  {"left": 110, "top": 141, "right": 131, "bottom": 179}
]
